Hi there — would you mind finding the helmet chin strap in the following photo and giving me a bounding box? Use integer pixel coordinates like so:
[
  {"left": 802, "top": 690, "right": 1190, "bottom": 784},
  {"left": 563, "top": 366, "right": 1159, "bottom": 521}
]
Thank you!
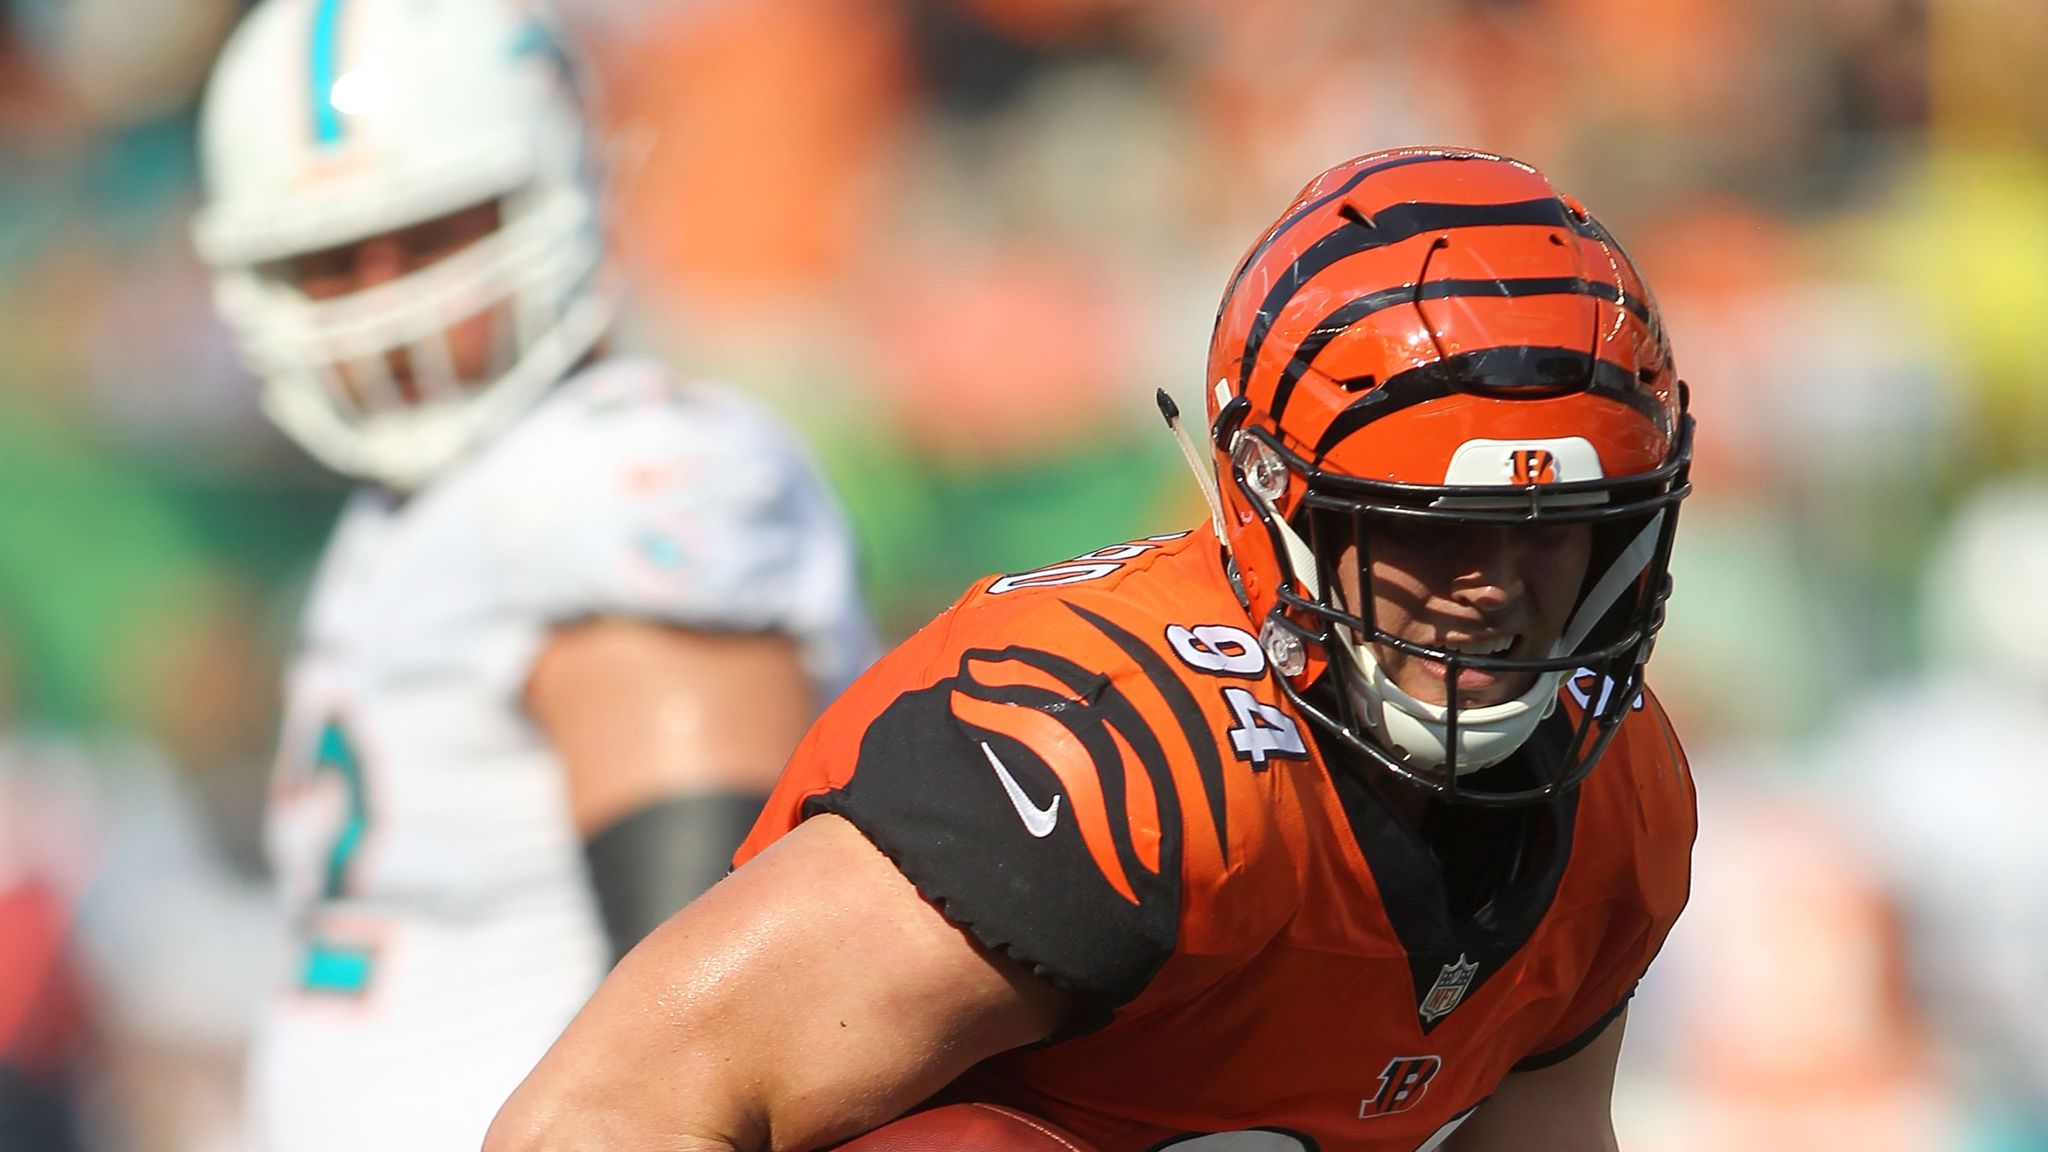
[
  {"left": 1558, "top": 509, "right": 1665, "bottom": 655},
  {"left": 1265, "top": 502, "right": 1666, "bottom": 776},
  {"left": 1340, "top": 640, "right": 1563, "bottom": 776},
  {"left": 1156, "top": 388, "right": 1229, "bottom": 541}
]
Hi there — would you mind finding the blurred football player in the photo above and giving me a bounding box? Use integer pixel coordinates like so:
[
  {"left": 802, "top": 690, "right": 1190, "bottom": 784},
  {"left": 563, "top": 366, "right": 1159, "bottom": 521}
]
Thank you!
[
  {"left": 489, "top": 148, "right": 1694, "bottom": 1152},
  {"left": 188, "top": 1, "right": 873, "bottom": 1150}
]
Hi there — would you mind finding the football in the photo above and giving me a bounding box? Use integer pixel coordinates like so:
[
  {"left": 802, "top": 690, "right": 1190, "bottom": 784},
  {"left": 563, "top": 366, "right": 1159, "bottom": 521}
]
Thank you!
[{"left": 835, "top": 1103, "right": 1100, "bottom": 1152}]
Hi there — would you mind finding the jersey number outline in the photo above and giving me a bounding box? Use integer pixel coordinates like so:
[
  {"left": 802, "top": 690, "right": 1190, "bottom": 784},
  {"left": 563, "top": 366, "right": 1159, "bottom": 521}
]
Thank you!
[
  {"left": 300, "top": 718, "right": 376, "bottom": 996},
  {"left": 985, "top": 534, "right": 1190, "bottom": 595},
  {"left": 1221, "top": 687, "right": 1307, "bottom": 767},
  {"left": 1164, "top": 622, "right": 1308, "bottom": 769},
  {"left": 1166, "top": 623, "right": 1266, "bottom": 677},
  {"left": 1565, "top": 668, "right": 1647, "bottom": 714}
]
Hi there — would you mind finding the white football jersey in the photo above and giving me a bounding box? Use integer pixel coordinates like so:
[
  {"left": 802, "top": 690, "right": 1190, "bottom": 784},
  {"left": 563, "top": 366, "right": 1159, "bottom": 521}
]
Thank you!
[{"left": 248, "top": 358, "right": 874, "bottom": 1152}]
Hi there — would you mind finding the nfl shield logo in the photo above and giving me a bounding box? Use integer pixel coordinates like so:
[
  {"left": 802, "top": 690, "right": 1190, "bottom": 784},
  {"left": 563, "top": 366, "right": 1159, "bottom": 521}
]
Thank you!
[{"left": 1419, "top": 954, "right": 1480, "bottom": 1024}]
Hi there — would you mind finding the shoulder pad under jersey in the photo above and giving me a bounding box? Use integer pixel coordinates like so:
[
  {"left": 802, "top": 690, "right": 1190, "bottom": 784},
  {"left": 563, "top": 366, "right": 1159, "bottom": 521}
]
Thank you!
[{"left": 467, "top": 358, "right": 870, "bottom": 673}]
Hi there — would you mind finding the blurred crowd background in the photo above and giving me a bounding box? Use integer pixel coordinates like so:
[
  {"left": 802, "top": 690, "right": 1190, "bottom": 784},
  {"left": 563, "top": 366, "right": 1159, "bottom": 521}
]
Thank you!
[{"left": 1, "top": 0, "right": 2045, "bottom": 1149}]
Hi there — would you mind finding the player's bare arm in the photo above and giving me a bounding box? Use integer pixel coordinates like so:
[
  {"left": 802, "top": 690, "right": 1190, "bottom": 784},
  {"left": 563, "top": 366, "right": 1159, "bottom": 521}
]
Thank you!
[
  {"left": 532, "top": 620, "right": 816, "bottom": 831},
  {"left": 530, "top": 620, "right": 817, "bottom": 956},
  {"left": 1442, "top": 1010, "right": 1628, "bottom": 1152},
  {"left": 483, "top": 813, "right": 1068, "bottom": 1152}
]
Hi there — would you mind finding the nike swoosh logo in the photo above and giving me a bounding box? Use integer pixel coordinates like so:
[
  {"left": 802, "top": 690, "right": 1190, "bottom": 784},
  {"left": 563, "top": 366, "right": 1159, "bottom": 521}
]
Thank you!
[{"left": 980, "top": 741, "right": 1061, "bottom": 838}]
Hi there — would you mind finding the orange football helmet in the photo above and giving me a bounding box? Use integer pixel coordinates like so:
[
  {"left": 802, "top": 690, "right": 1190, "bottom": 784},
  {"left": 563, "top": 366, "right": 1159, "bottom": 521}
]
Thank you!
[{"left": 1202, "top": 147, "right": 1691, "bottom": 803}]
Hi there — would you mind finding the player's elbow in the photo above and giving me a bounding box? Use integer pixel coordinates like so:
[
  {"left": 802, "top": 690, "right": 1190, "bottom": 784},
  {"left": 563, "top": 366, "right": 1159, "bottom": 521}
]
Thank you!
[
  {"left": 481, "top": 1090, "right": 606, "bottom": 1152},
  {"left": 480, "top": 1092, "right": 550, "bottom": 1152},
  {"left": 484, "top": 1079, "right": 747, "bottom": 1152}
]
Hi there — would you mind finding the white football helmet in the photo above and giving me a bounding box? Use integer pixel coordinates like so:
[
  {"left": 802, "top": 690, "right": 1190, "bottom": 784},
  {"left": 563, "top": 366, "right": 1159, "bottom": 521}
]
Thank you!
[{"left": 192, "top": 0, "right": 611, "bottom": 489}]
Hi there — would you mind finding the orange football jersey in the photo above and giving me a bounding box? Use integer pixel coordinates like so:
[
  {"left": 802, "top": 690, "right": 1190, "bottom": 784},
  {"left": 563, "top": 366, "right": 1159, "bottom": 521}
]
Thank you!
[{"left": 736, "top": 525, "right": 1695, "bottom": 1152}]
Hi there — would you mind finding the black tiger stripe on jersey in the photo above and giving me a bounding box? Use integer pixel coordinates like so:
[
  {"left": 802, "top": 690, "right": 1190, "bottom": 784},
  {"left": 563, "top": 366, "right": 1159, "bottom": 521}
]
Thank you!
[
  {"left": 812, "top": 642, "right": 1189, "bottom": 1019},
  {"left": 1066, "top": 602, "right": 1233, "bottom": 863},
  {"left": 950, "top": 643, "right": 1188, "bottom": 903}
]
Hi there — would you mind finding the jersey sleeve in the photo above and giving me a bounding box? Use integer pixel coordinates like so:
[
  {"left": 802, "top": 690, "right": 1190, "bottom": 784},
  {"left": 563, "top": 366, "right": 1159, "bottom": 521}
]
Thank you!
[
  {"left": 1508, "top": 931, "right": 1647, "bottom": 1072},
  {"left": 1515, "top": 687, "right": 1696, "bottom": 1070},
  {"left": 493, "top": 369, "right": 872, "bottom": 689},
  {"left": 741, "top": 592, "right": 1209, "bottom": 1029}
]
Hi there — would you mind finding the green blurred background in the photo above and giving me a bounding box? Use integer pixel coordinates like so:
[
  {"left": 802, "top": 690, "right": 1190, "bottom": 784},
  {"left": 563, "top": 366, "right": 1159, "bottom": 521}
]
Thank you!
[{"left": 1, "top": 1, "right": 2045, "bottom": 1149}]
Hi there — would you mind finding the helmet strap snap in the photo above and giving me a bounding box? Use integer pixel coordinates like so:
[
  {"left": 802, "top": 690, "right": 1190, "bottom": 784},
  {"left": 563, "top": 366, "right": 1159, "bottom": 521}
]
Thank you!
[{"left": 1260, "top": 617, "right": 1308, "bottom": 678}]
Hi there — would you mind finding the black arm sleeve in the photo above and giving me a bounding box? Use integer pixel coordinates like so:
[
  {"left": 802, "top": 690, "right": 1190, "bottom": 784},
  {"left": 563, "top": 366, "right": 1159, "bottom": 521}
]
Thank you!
[
  {"left": 0, "top": 1065, "right": 82, "bottom": 1152},
  {"left": 583, "top": 791, "right": 769, "bottom": 962},
  {"left": 801, "top": 643, "right": 1192, "bottom": 1028}
]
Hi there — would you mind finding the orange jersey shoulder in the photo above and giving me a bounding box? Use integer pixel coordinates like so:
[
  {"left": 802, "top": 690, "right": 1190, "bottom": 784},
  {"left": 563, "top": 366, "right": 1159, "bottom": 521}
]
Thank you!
[{"left": 1518, "top": 676, "right": 1696, "bottom": 1056}]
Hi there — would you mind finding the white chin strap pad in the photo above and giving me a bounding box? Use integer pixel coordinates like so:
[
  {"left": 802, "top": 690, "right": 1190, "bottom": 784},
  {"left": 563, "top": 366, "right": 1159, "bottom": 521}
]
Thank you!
[
  {"left": 1268, "top": 505, "right": 1665, "bottom": 777},
  {"left": 1343, "top": 641, "right": 1562, "bottom": 776}
]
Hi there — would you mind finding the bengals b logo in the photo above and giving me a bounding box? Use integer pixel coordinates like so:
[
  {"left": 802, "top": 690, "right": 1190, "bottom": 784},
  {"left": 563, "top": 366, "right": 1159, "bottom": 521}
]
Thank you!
[
  {"left": 1359, "top": 1055, "right": 1441, "bottom": 1118},
  {"left": 1508, "top": 449, "right": 1558, "bottom": 485}
]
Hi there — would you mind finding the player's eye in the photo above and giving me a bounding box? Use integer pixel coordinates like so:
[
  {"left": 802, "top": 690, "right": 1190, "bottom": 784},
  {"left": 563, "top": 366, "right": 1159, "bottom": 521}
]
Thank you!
[
  {"left": 397, "top": 199, "right": 503, "bottom": 266},
  {"left": 274, "top": 245, "right": 356, "bottom": 292},
  {"left": 267, "top": 199, "right": 504, "bottom": 297},
  {"left": 1520, "top": 521, "right": 1584, "bottom": 552}
]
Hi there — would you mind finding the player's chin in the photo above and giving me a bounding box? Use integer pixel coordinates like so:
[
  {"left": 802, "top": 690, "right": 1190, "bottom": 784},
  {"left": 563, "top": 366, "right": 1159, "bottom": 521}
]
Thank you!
[
  {"left": 1459, "top": 672, "right": 1541, "bottom": 709},
  {"left": 1387, "top": 655, "right": 1536, "bottom": 709}
]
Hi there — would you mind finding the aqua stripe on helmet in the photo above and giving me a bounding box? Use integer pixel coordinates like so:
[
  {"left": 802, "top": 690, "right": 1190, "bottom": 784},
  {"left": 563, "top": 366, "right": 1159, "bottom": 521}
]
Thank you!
[{"left": 309, "top": 0, "right": 346, "bottom": 145}]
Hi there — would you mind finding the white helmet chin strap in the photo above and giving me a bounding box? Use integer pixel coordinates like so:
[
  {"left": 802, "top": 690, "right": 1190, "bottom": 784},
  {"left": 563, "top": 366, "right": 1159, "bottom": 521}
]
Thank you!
[
  {"left": 1259, "top": 488, "right": 1666, "bottom": 776},
  {"left": 1342, "top": 645, "right": 1564, "bottom": 776}
]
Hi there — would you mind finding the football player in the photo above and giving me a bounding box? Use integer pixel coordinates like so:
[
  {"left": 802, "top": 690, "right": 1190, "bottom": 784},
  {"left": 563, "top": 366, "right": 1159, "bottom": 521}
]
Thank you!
[
  {"left": 188, "top": 2, "right": 874, "bottom": 1150},
  {"left": 488, "top": 148, "right": 1694, "bottom": 1152}
]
